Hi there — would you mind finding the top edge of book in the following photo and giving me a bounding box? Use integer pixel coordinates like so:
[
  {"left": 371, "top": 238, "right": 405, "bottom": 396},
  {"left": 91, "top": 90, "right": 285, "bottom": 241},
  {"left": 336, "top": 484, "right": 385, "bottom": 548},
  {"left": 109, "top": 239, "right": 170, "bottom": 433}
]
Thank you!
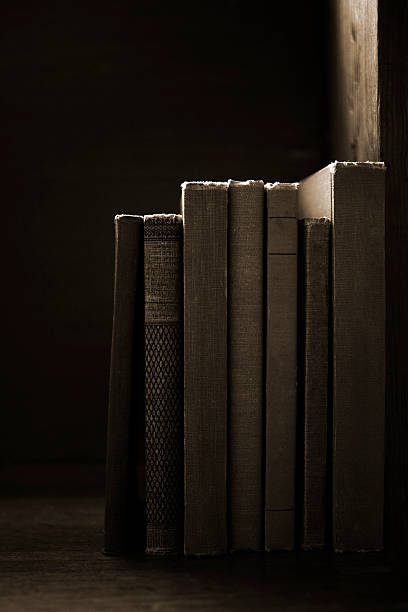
[
  {"left": 228, "top": 179, "right": 264, "bottom": 187},
  {"left": 265, "top": 182, "right": 299, "bottom": 190},
  {"left": 298, "top": 161, "right": 385, "bottom": 221},
  {"left": 114, "top": 214, "right": 144, "bottom": 221},
  {"left": 300, "top": 161, "right": 386, "bottom": 187},
  {"left": 310, "top": 161, "right": 385, "bottom": 181},
  {"left": 181, "top": 181, "right": 228, "bottom": 190},
  {"left": 330, "top": 160, "right": 385, "bottom": 172},
  {"left": 144, "top": 213, "right": 182, "bottom": 222}
]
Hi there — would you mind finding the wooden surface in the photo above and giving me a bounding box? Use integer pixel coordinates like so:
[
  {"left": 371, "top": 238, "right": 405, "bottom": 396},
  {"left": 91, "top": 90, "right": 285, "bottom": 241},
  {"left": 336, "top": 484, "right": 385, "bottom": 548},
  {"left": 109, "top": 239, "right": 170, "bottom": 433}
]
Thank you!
[
  {"left": 330, "top": 0, "right": 380, "bottom": 160},
  {"left": 0, "top": 494, "right": 406, "bottom": 611},
  {"left": 330, "top": 0, "right": 408, "bottom": 563}
]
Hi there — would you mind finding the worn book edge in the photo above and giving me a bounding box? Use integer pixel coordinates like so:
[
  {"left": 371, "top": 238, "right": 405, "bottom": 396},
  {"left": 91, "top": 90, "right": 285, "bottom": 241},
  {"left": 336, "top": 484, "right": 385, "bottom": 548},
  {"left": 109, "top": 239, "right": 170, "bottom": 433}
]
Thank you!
[
  {"left": 115, "top": 214, "right": 144, "bottom": 221},
  {"left": 181, "top": 181, "right": 229, "bottom": 190},
  {"left": 298, "top": 161, "right": 386, "bottom": 220},
  {"left": 228, "top": 179, "right": 264, "bottom": 187},
  {"left": 265, "top": 182, "right": 299, "bottom": 190},
  {"left": 144, "top": 213, "right": 182, "bottom": 222}
]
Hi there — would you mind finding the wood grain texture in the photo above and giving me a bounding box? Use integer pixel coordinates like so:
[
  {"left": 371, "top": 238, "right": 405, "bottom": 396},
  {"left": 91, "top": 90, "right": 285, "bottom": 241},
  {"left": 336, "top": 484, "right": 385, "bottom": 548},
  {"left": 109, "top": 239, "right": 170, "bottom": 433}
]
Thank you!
[
  {"left": 298, "top": 219, "right": 331, "bottom": 550},
  {"left": 182, "top": 182, "right": 228, "bottom": 556},
  {"left": 265, "top": 183, "right": 298, "bottom": 551},
  {"left": 0, "top": 495, "right": 400, "bottom": 611},
  {"left": 228, "top": 180, "right": 264, "bottom": 551},
  {"left": 104, "top": 215, "right": 145, "bottom": 555},
  {"left": 330, "top": 0, "right": 380, "bottom": 160}
]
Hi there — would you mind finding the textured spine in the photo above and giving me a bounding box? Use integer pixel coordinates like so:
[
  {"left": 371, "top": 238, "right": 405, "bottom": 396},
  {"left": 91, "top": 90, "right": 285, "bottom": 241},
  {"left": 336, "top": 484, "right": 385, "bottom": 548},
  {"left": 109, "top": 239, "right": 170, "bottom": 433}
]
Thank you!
[
  {"left": 298, "top": 162, "right": 386, "bottom": 552},
  {"left": 228, "top": 180, "right": 264, "bottom": 551},
  {"left": 104, "top": 215, "right": 144, "bottom": 555},
  {"left": 265, "top": 183, "right": 298, "bottom": 551},
  {"left": 182, "top": 181, "right": 228, "bottom": 556},
  {"left": 330, "top": 164, "right": 385, "bottom": 552},
  {"left": 144, "top": 214, "right": 183, "bottom": 555},
  {"left": 298, "top": 218, "right": 330, "bottom": 550}
]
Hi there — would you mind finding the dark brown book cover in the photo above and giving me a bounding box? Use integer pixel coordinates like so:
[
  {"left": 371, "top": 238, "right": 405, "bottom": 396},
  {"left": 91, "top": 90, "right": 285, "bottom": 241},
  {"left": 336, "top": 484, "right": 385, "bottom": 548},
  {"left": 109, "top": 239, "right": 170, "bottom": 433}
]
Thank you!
[
  {"left": 182, "top": 181, "right": 228, "bottom": 556},
  {"left": 298, "top": 218, "right": 331, "bottom": 550},
  {"left": 228, "top": 179, "right": 264, "bottom": 551},
  {"left": 265, "top": 182, "right": 298, "bottom": 551},
  {"left": 299, "top": 162, "right": 385, "bottom": 552},
  {"left": 104, "top": 214, "right": 145, "bottom": 555},
  {"left": 144, "top": 214, "right": 184, "bottom": 555}
]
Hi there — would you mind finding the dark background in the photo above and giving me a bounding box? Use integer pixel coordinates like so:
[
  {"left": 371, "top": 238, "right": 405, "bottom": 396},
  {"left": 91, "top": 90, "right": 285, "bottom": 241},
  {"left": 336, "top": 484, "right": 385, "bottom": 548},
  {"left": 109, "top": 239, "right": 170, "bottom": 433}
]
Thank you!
[{"left": 1, "top": 1, "right": 328, "bottom": 472}]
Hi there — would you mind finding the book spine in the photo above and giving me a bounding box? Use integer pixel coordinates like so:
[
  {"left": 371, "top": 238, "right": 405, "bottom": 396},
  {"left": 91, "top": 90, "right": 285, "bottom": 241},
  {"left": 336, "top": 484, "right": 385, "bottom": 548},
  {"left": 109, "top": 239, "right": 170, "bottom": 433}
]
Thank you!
[
  {"left": 144, "top": 214, "right": 184, "bottom": 555},
  {"left": 331, "top": 164, "right": 385, "bottom": 552},
  {"left": 265, "top": 183, "right": 298, "bottom": 551},
  {"left": 228, "top": 180, "right": 264, "bottom": 551},
  {"left": 104, "top": 214, "right": 144, "bottom": 555},
  {"left": 182, "top": 182, "right": 228, "bottom": 556},
  {"left": 298, "top": 218, "right": 330, "bottom": 550}
]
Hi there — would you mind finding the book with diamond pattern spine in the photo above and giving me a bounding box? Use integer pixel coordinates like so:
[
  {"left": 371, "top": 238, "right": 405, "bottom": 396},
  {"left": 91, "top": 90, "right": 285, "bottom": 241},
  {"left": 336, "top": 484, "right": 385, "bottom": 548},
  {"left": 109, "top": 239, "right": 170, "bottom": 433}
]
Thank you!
[
  {"left": 144, "top": 214, "right": 184, "bottom": 555},
  {"left": 104, "top": 214, "right": 144, "bottom": 555}
]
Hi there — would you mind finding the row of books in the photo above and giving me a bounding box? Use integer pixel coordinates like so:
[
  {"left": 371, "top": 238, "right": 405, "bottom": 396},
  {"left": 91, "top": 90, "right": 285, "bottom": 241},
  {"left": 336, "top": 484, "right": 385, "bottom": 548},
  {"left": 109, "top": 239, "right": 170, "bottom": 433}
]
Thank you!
[{"left": 104, "top": 161, "right": 386, "bottom": 557}]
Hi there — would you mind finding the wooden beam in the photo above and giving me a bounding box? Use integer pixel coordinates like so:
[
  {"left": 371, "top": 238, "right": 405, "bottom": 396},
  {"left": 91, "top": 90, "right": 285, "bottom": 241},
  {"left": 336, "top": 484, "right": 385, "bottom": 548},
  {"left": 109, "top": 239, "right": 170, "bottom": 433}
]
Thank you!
[{"left": 331, "top": 0, "right": 380, "bottom": 160}]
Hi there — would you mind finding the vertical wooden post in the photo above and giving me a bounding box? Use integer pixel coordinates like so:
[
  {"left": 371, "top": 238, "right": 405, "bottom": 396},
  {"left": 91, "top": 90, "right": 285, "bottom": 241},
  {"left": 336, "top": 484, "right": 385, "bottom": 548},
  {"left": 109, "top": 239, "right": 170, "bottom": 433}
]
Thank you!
[{"left": 330, "top": 0, "right": 408, "bottom": 565}]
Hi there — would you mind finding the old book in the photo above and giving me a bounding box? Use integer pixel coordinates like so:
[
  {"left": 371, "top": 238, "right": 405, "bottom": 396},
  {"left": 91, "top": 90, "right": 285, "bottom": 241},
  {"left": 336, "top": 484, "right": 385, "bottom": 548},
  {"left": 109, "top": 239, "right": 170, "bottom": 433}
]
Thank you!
[
  {"left": 104, "top": 214, "right": 145, "bottom": 555},
  {"left": 265, "top": 182, "right": 298, "bottom": 551},
  {"left": 298, "top": 218, "right": 331, "bottom": 550},
  {"left": 144, "top": 214, "right": 184, "bottom": 555},
  {"left": 228, "top": 179, "right": 264, "bottom": 551},
  {"left": 182, "top": 181, "right": 228, "bottom": 556},
  {"left": 298, "top": 161, "right": 385, "bottom": 552}
]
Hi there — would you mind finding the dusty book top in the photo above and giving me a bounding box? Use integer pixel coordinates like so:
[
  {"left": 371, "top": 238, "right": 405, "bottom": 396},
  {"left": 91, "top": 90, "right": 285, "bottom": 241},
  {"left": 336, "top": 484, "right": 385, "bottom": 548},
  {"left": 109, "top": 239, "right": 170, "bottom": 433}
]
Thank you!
[
  {"left": 228, "top": 179, "right": 264, "bottom": 187},
  {"left": 181, "top": 181, "right": 228, "bottom": 219},
  {"left": 330, "top": 160, "right": 385, "bottom": 172},
  {"left": 181, "top": 181, "right": 228, "bottom": 190},
  {"left": 266, "top": 182, "right": 298, "bottom": 218},
  {"left": 144, "top": 214, "right": 182, "bottom": 222},
  {"left": 298, "top": 161, "right": 386, "bottom": 220},
  {"left": 114, "top": 214, "right": 143, "bottom": 221},
  {"left": 144, "top": 214, "right": 182, "bottom": 242},
  {"left": 265, "top": 182, "right": 299, "bottom": 190}
]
